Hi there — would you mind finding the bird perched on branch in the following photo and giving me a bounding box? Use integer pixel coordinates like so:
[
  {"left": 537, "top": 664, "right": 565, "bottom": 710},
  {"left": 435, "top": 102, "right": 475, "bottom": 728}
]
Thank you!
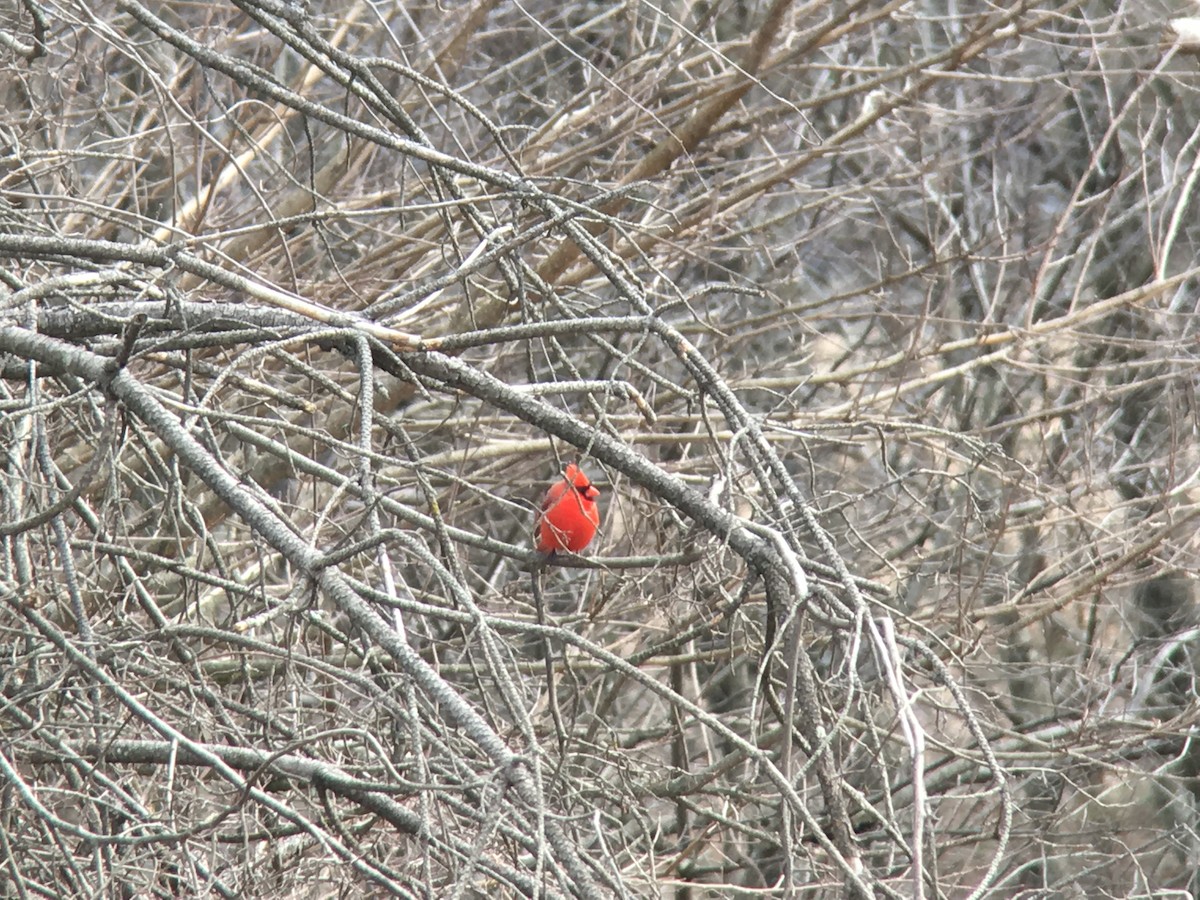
[{"left": 536, "top": 463, "right": 601, "bottom": 555}]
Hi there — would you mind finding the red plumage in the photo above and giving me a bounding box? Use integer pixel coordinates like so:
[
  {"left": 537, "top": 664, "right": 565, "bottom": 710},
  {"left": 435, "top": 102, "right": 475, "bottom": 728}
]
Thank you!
[{"left": 536, "top": 463, "right": 601, "bottom": 554}]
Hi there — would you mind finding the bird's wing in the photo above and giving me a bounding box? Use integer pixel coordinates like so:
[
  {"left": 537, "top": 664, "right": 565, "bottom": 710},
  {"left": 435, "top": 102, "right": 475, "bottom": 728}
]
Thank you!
[{"left": 541, "top": 478, "right": 568, "bottom": 511}]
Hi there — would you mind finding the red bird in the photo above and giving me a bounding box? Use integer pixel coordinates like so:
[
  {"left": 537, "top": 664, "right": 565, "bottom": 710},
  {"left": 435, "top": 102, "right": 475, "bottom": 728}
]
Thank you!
[{"left": 536, "top": 463, "right": 601, "bottom": 555}]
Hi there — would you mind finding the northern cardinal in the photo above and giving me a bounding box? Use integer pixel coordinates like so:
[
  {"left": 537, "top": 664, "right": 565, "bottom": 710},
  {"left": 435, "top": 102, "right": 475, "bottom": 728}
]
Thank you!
[{"left": 536, "top": 463, "right": 601, "bottom": 555}]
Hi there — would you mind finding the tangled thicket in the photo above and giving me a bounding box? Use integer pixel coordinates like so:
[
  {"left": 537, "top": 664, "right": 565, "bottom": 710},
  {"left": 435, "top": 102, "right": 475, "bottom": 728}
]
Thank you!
[{"left": 2, "top": 1, "right": 1200, "bottom": 897}]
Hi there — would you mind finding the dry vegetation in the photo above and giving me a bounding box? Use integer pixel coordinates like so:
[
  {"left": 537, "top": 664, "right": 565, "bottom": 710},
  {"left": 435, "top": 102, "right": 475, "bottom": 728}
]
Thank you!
[{"left": 3, "top": 0, "right": 1200, "bottom": 897}]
